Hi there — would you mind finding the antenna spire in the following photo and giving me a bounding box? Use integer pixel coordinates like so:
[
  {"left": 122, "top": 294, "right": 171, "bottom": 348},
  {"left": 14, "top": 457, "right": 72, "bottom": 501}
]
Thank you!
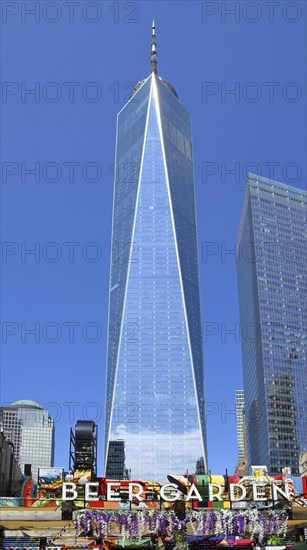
[{"left": 151, "top": 20, "right": 157, "bottom": 74}]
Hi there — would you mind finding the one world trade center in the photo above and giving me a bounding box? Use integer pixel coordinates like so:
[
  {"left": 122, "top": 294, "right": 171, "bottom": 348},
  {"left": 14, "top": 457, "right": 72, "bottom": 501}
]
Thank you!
[{"left": 104, "top": 23, "right": 208, "bottom": 481}]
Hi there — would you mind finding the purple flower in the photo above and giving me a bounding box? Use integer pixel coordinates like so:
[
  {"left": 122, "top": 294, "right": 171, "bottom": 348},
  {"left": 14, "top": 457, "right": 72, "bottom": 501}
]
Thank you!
[{"left": 73, "top": 507, "right": 288, "bottom": 544}]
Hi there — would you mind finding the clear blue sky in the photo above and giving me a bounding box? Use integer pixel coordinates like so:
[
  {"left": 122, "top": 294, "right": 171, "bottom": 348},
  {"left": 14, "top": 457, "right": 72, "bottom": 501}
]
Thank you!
[{"left": 1, "top": 0, "right": 306, "bottom": 476}]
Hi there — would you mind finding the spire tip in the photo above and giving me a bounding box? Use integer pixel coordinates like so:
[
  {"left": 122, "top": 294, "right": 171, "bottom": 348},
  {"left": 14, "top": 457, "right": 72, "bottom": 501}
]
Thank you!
[{"left": 151, "top": 20, "right": 157, "bottom": 74}]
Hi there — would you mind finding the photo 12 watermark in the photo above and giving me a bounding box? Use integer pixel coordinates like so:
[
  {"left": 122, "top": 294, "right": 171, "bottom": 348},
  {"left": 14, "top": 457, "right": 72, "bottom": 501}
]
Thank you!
[
  {"left": 1, "top": 241, "right": 140, "bottom": 264},
  {"left": 1, "top": 81, "right": 140, "bottom": 104},
  {"left": 1, "top": 161, "right": 139, "bottom": 184},
  {"left": 1, "top": 2, "right": 140, "bottom": 24},
  {"left": 1, "top": 320, "right": 139, "bottom": 344}
]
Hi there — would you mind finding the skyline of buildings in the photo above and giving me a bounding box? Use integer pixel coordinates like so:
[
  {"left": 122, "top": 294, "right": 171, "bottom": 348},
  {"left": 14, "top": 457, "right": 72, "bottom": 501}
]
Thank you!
[
  {"left": 0, "top": 400, "right": 55, "bottom": 481},
  {"left": 104, "top": 23, "right": 207, "bottom": 480},
  {"left": 237, "top": 174, "right": 307, "bottom": 476},
  {"left": 1, "top": 27, "right": 306, "bottom": 484},
  {"left": 3, "top": 178, "right": 307, "bottom": 480}
]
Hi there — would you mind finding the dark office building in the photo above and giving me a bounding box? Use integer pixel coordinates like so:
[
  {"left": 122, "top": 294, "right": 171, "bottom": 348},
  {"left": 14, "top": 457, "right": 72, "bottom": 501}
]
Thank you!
[
  {"left": 0, "top": 432, "right": 23, "bottom": 496},
  {"left": 105, "top": 440, "right": 129, "bottom": 479}
]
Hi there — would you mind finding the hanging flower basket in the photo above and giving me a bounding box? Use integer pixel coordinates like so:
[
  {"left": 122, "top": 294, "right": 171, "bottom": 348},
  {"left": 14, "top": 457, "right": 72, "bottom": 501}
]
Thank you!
[{"left": 74, "top": 508, "right": 288, "bottom": 544}]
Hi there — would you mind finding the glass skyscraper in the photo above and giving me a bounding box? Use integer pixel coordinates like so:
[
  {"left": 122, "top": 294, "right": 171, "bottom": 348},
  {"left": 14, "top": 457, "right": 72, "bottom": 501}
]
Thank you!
[
  {"left": 237, "top": 174, "right": 307, "bottom": 475},
  {"left": 104, "top": 24, "right": 207, "bottom": 481}
]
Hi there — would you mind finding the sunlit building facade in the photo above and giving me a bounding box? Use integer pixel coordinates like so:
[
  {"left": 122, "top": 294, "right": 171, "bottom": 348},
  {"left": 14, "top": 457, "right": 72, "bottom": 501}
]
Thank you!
[
  {"left": 104, "top": 25, "right": 207, "bottom": 481},
  {"left": 235, "top": 390, "right": 246, "bottom": 460},
  {"left": 0, "top": 400, "right": 55, "bottom": 481},
  {"left": 237, "top": 174, "right": 307, "bottom": 475},
  {"left": 235, "top": 390, "right": 248, "bottom": 476}
]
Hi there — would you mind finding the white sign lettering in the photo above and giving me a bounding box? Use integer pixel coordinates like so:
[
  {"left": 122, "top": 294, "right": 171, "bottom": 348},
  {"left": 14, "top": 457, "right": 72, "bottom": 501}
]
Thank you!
[{"left": 61, "top": 481, "right": 292, "bottom": 502}]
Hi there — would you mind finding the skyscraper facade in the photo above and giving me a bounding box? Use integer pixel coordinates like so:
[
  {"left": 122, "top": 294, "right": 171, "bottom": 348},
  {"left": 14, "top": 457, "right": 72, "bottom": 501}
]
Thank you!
[
  {"left": 0, "top": 400, "right": 55, "bottom": 481},
  {"left": 104, "top": 24, "right": 207, "bottom": 480},
  {"left": 237, "top": 174, "right": 307, "bottom": 475},
  {"left": 235, "top": 390, "right": 248, "bottom": 476},
  {"left": 235, "top": 390, "right": 246, "bottom": 461}
]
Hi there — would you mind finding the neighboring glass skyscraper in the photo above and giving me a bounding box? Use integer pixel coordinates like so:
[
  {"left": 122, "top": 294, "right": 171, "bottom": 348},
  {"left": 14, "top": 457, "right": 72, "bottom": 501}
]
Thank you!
[
  {"left": 104, "top": 24, "right": 207, "bottom": 480},
  {"left": 0, "top": 400, "right": 55, "bottom": 481},
  {"left": 237, "top": 174, "right": 307, "bottom": 475}
]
